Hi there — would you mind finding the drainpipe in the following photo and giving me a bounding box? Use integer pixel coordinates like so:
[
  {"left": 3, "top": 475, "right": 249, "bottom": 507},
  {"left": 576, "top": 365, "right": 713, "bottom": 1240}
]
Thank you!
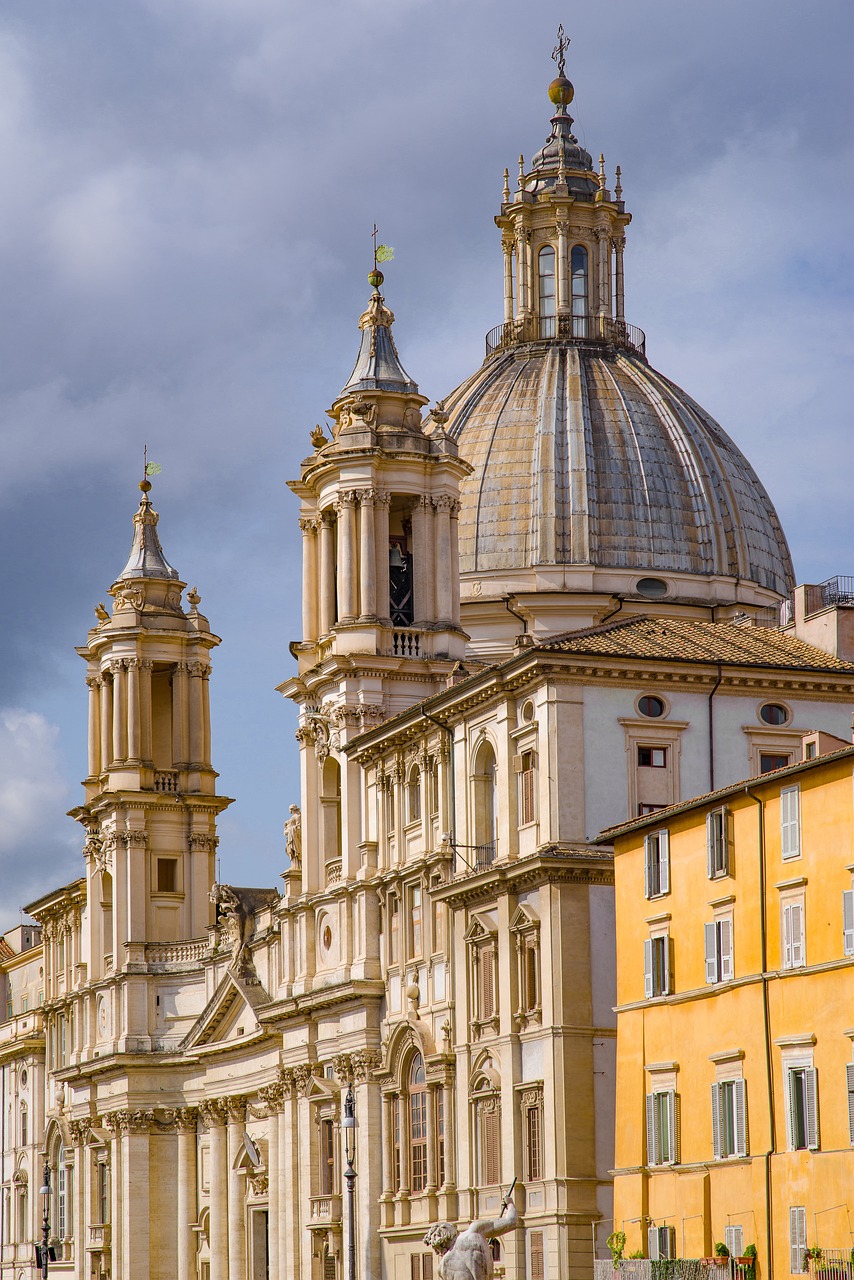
[
  {"left": 708, "top": 664, "right": 723, "bottom": 791},
  {"left": 502, "top": 594, "right": 528, "bottom": 637},
  {"left": 744, "top": 784, "right": 775, "bottom": 1278},
  {"left": 599, "top": 594, "right": 625, "bottom": 627}
]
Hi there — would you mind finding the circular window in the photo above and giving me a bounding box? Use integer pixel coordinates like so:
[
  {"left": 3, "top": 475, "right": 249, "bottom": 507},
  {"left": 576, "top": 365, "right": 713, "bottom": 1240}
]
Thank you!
[
  {"left": 322, "top": 925, "right": 333, "bottom": 951},
  {"left": 638, "top": 695, "right": 665, "bottom": 718},
  {"left": 759, "top": 702, "right": 789, "bottom": 726},
  {"left": 636, "top": 577, "right": 669, "bottom": 599},
  {"left": 20, "top": 1069, "right": 27, "bottom": 1089},
  {"left": 520, "top": 699, "right": 535, "bottom": 723}
]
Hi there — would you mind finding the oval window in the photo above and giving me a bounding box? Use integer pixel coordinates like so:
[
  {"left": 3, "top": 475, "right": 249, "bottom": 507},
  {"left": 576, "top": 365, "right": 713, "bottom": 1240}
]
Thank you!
[
  {"left": 759, "top": 702, "right": 788, "bottom": 726},
  {"left": 322, "top": 925, "right": 333, "bottom": 951},
  {"left": 638, "top": 695, "right": 665, "bottom": 718},
  {"left": 636, "top": 577, "right": 668, "bottom": 598},
  {"left": 520, "top": 699, "right": 535, "bottom": 723}
]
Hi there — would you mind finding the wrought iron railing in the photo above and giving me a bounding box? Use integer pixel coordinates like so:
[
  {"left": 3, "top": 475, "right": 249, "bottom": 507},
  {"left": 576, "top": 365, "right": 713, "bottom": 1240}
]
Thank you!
[
  {"left": 804, "top": 576, "right": 854, "bottom": 617},
  {"left": 485, "top": 313, "right": 646, "bottom": 359}
]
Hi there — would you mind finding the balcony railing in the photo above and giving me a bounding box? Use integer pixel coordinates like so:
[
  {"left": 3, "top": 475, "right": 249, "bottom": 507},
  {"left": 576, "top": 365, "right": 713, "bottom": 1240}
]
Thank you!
[
  {"left": 804, "top": 576, "right": 854, "bottom": 617},
  {"left": 154, "top": 770, "right": 179, "bottom": 793},
  {"left": 391, "top": 628, "right": 422, "bottom": 657},
  {"left": 595, "top": 1263, "right": 744, "bottom": 1280},
  {"left": 144, "top": 939, "right": 208, "bottom": 966},
  {"left": 486, "top": 313, "right": 646, "bottom": 359}
]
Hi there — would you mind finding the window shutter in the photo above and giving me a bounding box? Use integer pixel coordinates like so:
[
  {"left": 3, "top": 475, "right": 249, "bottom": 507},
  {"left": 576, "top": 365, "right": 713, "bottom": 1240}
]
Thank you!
[
  {"left": 422, "top": 1255, "right": 433, "bottom": 1280},
  {"left": 846, "top": 1063, "right": 854, "bottom": 1145},
  {"left": 483, "top": 1107, "right": 500, "bottom": 1185},
  {"left": 644, "top": 836, "right": 653, "bottom": 898},
  {"left": 790, "top": 902, "right": 804, "bottom": 967},
  {"left": 671, "top": 1091, "right": 681, "bottom": 1164},
  {"left": 411, "top": 1256, "right": 421, "bottom": 1280},
  {"left": 720, "top": 917, "right": 733, "bottom": 981},
  {"left": 843, "top": 890, "right": 854, "bottom": 956},
  {"left": 710, "top": 1082, "right": 721, "bottom": 1159},
  {"left": 530, "top": 1231, "right": 545, "bottom": 1280},
  {"left": 662, "top": 1226, "right": 676, "bottom": 1260},
  {"left": 786, "top": 1068, "right": 799, "bottom": 1150},
  {"left": 645, "top": 1093, "right": 657, "bottom": 1165},
  {"left": 512, "top": 753, "right": 524, "bottom": 774},
  {"left": 722, "top": 807, "right": 732, "bottom": 874},
  {"left": 725, "top": 1225, "right": 744, "bottom": 1258},
  {"left": 643, "top": 939, "right": 654, "bottom": 998},
  {"left": 480, "top": 948, "right": 494, "bottom": 1019},
  {"left": 790, "top": 1206, "right": 807, "bottom": 1274},
  {"left": 665, "top": 935, "right": 674, "bottom": 995},
  {"left": 734, "top": 1078, "right": 748, "bottom": 1156},
  {"left": 706, "top": 812, "right": 715, "bottom": 877},
  {"left": 804, "top": 1067, "right": 819, "bottom": 1150},
  {"left": 705, "top": 922, "right": 718, "bottom": 984},
  {"left": 781, "top": 786, "right": 800, "bottom": 858},
  {"left": 659, "top": 830, "right": 670, "bottom": 894},
  {"left": 648, "top": 1226, "right": 660, "bottom": 1261},
  {"left": 782, "top": 903, "right": 793, "bottom": 969}
]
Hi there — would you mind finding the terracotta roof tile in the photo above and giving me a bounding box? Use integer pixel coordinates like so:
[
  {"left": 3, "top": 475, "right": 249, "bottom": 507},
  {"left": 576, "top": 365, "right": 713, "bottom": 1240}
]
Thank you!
[{"left": 540, "top": 615, "right": 854, "bottom": 672}]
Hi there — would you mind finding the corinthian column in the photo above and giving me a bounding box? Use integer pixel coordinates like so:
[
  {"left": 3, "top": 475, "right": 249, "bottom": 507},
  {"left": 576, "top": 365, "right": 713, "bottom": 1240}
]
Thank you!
[
  {"left": 202, "top": 1102, "right": 229, "bottom": 1280},
  {"left": 259, "top": 1086, "right": 283, "bottom": 1280},
  {"left": 100, "top": 669, "right": 113, "bottom": 769},
  {"left": 411, "top": 497, "right": 433, "bottom": 624},
  {"left": 175, "top": 1109, "right": 198, "bottom": 1280},
  {"left": 227, "top": 1098, "right": 247, "bottom": 1280},
  {"left": 336, "top": 492, "right": 357, "bottom": 622},
  {"left": 188, "top": 662, "right": 205, "bottom": 767},
  {"left": 111, "top": 659, "right": 127, "bottom": 764},
  {"left": 515, "top": 228, "right": 528, "bottom": 317},
  {"left": 319, "top": 511, "right": 336, "bottom": 635},
  {"left": 434, "top": 498, "right": 453, "bottom": 623},
  {"left": 119, "top": 1111, "right": 153, "bottom": 1280},
  {"left": 139, "top": 659, "right": 153, "bottom": 764},
  {"left": 502, "top": 236, "right": 514, "bottom": 324},
  {"left": 613, "top": 234, "right": 626, "bottom": 320},
  {"left": 556, "top": 221, "right": 569, "bottom": 314},
  {"left": 126, "top": 659, "right": 140, "bottom": 762},
  {"left": 172, "top": 662, "right": 188, "bottom": 768},
  {"left": 374, "top": 493, "right": 391, "bottom": 625},
  {"left": 87, "top": 676, "right": 102, "bottom": 777},
  {"left": 299, "top": 517, "right": 319, "bottom": 642},
  {"left": 358, "top": 491, "right": 377, "bottom": 619}
]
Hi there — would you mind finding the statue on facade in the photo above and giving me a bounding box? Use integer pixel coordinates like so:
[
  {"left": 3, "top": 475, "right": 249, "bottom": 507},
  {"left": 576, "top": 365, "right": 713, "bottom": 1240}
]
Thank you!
[
  {"left": 423, "top": 1184, "right": 518, "bottom": 1279},
  {"left": 284, "top": 804, "right": 302, "bottom": 867},
  {"left": 209, "top": 883, "right": 279, "bottom": 982}
]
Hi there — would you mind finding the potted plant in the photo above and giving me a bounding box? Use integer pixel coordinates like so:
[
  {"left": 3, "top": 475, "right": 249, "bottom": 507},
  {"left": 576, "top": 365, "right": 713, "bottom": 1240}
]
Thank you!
[
  {"left": 804, "top": 1245, "right": 823, "bottom": 1269},
  {"left": 738, "top": 1243, "right": 757, "bottom": 1276},
  {"left": 715, "top": 1243, "right": 731, "bottom": 1258}
]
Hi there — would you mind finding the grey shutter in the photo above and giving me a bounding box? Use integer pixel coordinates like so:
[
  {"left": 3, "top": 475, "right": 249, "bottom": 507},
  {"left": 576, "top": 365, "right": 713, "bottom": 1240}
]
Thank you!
[
  {"left": 668, "top": 1090, "right": 680, "bottom": 1165},
  {"left": 781, "top": 786, "right": 800, "bottom": 859},
  {"left": 782, "top": 903, "right": 794, "bottom": 969},
  {"left": 705, "top": 922, "right": 718, "bottom": 984},
  {"left": 843, "top": 890, "right": 854, "bottom": 955},
  {"left": 710, "top": 1083, "right": 721, "bottom": 1159},
  {"left": 645, "top": 1093, "right": 657, "bottom": 1165},
  {"left": 725, "top": 1225, "right": 743, "bottom": 1258},
  {"left": 659, "top": 830, "right": 670, "bottom": 894},
  {"left": 720, "top": 917, "right": 733, "bottom": 981},
  {"left": 846, "top": 1063, "right": 854, "bottom": 1144},
  {"left": 722, "top": 807, "right": 732, "bottom": 874},
  {"left": 734, "top": 1078, "right": 748, "bottom": 1156},
  {"left": 790, "top": 902, "right": 804, "bottom": 967},
  {"left": 706, "top": 811, "right": 715, "bottom": 877},
  {"left": 644, "top": 939, "right": 654, "bottom": 998},
  {"left": 786, "top": 1069, "right": 798, "bottom": 1150},
  {"left": 647, "top": 1227, "right": 660, "bottom": 1260},
  {"left": 804, "top": 1067, "right": 819, "bottom": 1149},
  {"left": 790, "top": 1206, "right": 807, "bottom": 1274},
  {"left": 665, "top": 934, "right": 674, "bottom": 995},
  {"left": 644, "top": 836, "right": 653, "bottom": 898},
  {"left": 662, "top": 1226, "right": 676, "bottom": 1260}
]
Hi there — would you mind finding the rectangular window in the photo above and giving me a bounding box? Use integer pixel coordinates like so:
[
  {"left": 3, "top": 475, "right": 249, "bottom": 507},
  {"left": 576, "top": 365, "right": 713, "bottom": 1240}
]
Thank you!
[
  {"left": 319, "top": 1118, "right": 335, "bottom": 1195},
  {"left": 516, "top": 750, "right": 537, "bottom": 825},
  {"left": 780, "top": 785, "right": 801, "bottom": 859},
  {"left": 638, "top": 746, "right": 667, "bottom": 768},
  {"left": 761, "top": 752, "right": 790, "bottom": 773},
  {"left": 392, "top": 1097, "right": 401, "bottom": 1193},
  {"left": 57, "top": 1162, "right": 67, "bottom": 1239},
  {"left": 643, "top": 935, "right": 672, "bottom": 998},
  {"left": 648, "top": 1225, "right": 676, "bottom": 1260},
  {"left": 156, "top": 858, "right": 178, "bottom": 893},
  {"left": 97, "top": 1161, "right": 109, "bottom": 1225},
  {"left": 711, "top": 1079, "right": 748, "bottom": 1158},
  {"left": 432, "top": 899, "right": 445, "bottom": 956},
  {"left": 482, "top": 1106, "right": 501, "bottom": 1185},
  {"left": 20, "top": 1108, "right": 28, "bottom": 1148},
  {"left": 704, "top": 918, "right": 734, "bottom": 984},
  {"left": 790, "top": 1206, "right": 807, "bottom": 1274},
  {"left": 843, "top": 890, "right": 854, "bottom": 956},
  {"left": 725, "top": 1226, "right": 744, "bottom": 1258},
  {"left": 643, "top": 830, "right": 670, "bottom": 898},
  {"left": 479, "top": 947, "right": 496, "bottom": 1019},
  {"left": 645, "top": 1089, "right": 679, "bottom": 1165},
  {"left": 530, "top": 1230, "right": 545, "bottom": 1280},
  {"left": 410, "top": 1090, "right": 427, "bottom": 1193},
  {"left": 408, "top": 886, "right": 422, "bottom": 959},
  {"left": 410, "top": 1257, "right": 434, "bottom": 1280},
  {"left": 706, "top": 808, "right": 731, "bottom": 878},
  {"left": 782, "top": 900, "right": 805, "bottom": 969},
  {"left": 523, "top": 942, "right": 540, "bottom": 1013},
  {"left": 21, "top": 996, "right": 28, "bottom": 1013},
  {"left": 787, "top": 1066, "right": 819, "bottom": 1150},
  {"left": 846, "top": 1063, "right": 854, "bottom": 1146},
  {"left": 436, "top": 1091, "right": 445, "bottom": 1187},
  {"left": 389, "top": 895, "right": 400, "bottom": 965},
  {"left": 525, "top": 1103, "right": 542, "bottom": 1181},
  {"left": 638, "top": 802, "right": 666, "bottom": 816}
]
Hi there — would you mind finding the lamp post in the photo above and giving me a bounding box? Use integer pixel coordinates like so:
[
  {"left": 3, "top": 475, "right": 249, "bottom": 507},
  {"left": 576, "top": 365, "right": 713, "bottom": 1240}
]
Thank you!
[
  {"left": 36, "top": 1159, "right": 52, "bottom": 1278},
  {"left": 342, "top": 1081, "right": 357, "bottom": 1280}
]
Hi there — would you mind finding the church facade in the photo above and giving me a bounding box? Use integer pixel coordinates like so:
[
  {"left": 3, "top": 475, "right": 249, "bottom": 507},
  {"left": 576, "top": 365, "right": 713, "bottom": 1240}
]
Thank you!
[{"left": 2, "top": 41, "right": 853, "bottom": 1280}]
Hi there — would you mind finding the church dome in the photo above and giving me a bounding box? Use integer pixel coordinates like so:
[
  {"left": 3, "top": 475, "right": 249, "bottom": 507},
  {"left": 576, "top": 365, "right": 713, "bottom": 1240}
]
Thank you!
[{"left": 444, "top": 339, "right": 794, "bottom": 597}]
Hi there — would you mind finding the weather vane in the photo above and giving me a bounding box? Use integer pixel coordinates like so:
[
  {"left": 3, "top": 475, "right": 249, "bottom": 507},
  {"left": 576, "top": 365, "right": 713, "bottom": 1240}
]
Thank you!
[
  {"left": 372, "top": 223, "right": 394, "bottom": 272},
  {"left": 552, "top": 23, "right": 570, "bottom": 77}
]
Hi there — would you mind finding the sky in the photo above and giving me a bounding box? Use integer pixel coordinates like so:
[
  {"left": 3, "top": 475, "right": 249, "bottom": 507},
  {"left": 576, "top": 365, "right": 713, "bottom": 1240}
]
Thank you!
[{"left": 0, "top": 0, "right": 852, "bottom": 930}]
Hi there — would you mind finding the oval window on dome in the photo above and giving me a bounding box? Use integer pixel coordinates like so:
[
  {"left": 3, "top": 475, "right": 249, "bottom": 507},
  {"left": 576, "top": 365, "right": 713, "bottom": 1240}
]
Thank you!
[
  {"left": 638, "top": 695, "right": 666, "bottom": 719},
  {"left": 759, "top": 702, "right": 789, "bottom": 726},
  {"left": 636, "top": 577, "right": 669, "bottom": 598},
  {"left": 538, "top": 246, "right": 556, "bottom": 334},
  {"left": 571, "top": 244, "right": 588, "bottom": 337}
]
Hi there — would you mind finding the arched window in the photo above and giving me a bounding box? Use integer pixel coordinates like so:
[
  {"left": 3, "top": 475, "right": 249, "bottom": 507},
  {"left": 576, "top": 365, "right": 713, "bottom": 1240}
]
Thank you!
[
  {"left": 407, "top": 764, "right": 422, "bottom": 824},
  {"left": 473, "top": 741, "right": 498, "bottom": 866},
  {"left": 19, "top": 1104, "right": 27, "bottom": 1148},
  {"left": 471, "top": 1074, "right": 502, "bottom": 1187},
  {"left": 571, "top": 244, "right": 588, "bottom": 337},
  {"left": 409, "top": 1053, "right": 428, "bottom": 1193},
  {"left": 538, "top": 245, "right": 556, "bottom": 335},
  {"left": 55, "top": 1140, "right": 71, "bottom": 1241},
  {"left": 321, "top": 757, "right": 342, "bottom": 865}
]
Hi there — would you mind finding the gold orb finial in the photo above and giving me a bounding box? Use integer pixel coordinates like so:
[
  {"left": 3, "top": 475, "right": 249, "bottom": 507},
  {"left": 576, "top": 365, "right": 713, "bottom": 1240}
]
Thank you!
[
  {"left": 548, "top": 75, "right": 574, "bottom": 106},
  {"left": 367, "top": 268, "right": 384, "bottom": 289},
  {"left": 140, "top": 479, "right": 152, "bottom": 493}
]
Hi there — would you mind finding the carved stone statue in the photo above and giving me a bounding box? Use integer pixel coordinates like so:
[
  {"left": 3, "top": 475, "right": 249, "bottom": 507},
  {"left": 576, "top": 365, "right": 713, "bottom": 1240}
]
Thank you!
[
  {"left": 284, "top": 804, "right": 302, "bottom": 867},
  {"left": 424, "top": 1191, "right": 518, "bottom": 1280},
  {"left": 209, "top": 883, "right": 279, "bottom": 981}
]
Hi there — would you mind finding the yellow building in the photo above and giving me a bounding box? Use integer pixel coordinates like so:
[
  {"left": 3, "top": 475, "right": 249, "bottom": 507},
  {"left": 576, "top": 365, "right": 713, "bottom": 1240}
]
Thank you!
[{"left": 602, "top": 743, "right": 854, "bottom": 1276}]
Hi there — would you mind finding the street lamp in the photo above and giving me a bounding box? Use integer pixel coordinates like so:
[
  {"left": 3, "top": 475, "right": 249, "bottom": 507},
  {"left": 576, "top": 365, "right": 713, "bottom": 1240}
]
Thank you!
[
  {"left": 35, "top": 1159, "right": 56, "bottom": 1278},
  {"left": 341, "top": 1082, "right": 357, "bottom": 1280}
]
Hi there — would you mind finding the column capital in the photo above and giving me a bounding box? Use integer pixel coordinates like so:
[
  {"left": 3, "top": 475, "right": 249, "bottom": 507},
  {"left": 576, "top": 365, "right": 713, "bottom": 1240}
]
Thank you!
[
  {"left": 259, "top": 1083, "right": 286, "bottom": 1113},
  {"left": 103, "top": 1108, "right": 155, "bottom": 1136},
  {"left": 199, "top": 1098, "right": 229, "bottom": 1129},
  {"left": 86, "top": 674, "right": 102, "bottom": 690},
  {"left": 69, "top": 1118, "right": 92, "bottom": 1146},
  {"left": 167, "top": 1107, "right": 200, "bottom": 1132},
  {"left": 299, "top": 516, "right": 317, "bottom": 535},
  {"left": 108, "top": 658, "right": 126, "bottom": 675},
  {"left": 333, "top": 1049, "right": 382, "bottom": 1085},
  {"left": 225, "top": 1096, "right": 248, "bottom": 1124}
]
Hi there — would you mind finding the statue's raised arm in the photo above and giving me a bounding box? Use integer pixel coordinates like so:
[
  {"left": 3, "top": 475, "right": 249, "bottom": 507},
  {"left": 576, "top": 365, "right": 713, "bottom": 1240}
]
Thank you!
[{"left": 423, "top": 1185, "right": 519, "bottom": 1280}]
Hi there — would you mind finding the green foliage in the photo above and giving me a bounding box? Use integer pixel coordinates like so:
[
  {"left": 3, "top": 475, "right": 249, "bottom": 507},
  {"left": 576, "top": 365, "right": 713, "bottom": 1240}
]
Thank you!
[
  {"left": 628, "top": 1249, "right": 645, "bottom": 1259},
  {"left": 714, "top": 1242, "right": 730, "bottom": 1257},
  {"left": 606, "top": 1230, "right": 626, "bottom": 1262},
  {"left": 743, "top": 1245, "right": 758, "bottom": 1259}
]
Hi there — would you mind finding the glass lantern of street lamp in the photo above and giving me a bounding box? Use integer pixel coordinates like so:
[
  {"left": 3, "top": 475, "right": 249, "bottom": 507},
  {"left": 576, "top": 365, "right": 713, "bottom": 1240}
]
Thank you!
[{"left": 342, "top": 1083, "right": 357, "bottom": 1164}]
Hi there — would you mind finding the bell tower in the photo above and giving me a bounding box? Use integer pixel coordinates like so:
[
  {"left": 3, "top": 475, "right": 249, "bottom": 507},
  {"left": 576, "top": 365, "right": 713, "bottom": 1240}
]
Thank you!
[{"left": 72, "top": 478, "right": 232, "bottom": 1014}]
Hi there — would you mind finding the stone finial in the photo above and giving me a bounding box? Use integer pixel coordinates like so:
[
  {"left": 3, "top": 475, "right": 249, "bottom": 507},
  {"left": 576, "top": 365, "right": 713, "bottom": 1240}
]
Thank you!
[
  {"left": 518, "top": 154, "right": 525, "bottom": 189},
  {"left": 502, "top": 167, "right": 510, "bottom": 202},
  {"left": 615, "top": 165, "right": 623, "bottom": 201}
]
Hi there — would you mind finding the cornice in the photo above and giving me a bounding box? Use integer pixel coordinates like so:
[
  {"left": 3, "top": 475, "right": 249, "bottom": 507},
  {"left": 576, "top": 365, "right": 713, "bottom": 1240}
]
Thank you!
[{"left": 432, "top": 847, "right": 614, "bottom": 908}]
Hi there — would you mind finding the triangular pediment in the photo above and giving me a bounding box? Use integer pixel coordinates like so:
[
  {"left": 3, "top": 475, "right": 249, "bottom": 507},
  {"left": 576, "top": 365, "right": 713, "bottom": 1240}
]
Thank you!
[
  {"left": 509, "top": 904, "right": 539, "bottom": 932},
  {"left": 183, "top": 971, "right": 271, "bottom": 1050},
  {"left": 463, "top": 911, "right": 496, "bottom": 944}
]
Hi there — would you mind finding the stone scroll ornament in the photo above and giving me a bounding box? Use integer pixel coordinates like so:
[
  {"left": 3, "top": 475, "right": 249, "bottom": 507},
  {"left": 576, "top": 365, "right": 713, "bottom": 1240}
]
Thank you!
[{"left": 423, "top": 1180, "right": 518, "bottom": 1279}]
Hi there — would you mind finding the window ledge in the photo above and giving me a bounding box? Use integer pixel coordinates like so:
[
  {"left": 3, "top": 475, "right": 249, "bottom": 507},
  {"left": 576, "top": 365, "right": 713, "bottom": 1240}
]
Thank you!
[
  {"left": 776, "top": 876, "right": 807, "bottom": 890},
  {"left": 645, "top": 911, "right": 672, "bottom": 925},
  {"left": 774, "top": 1033, "right": 816, "bottom": 1048},
  {"left": 709, "top": 1048, "right": 745, "bottom": 1064},
  {"left": 708, "top": 894, "right": 736, "bottom": 908}
]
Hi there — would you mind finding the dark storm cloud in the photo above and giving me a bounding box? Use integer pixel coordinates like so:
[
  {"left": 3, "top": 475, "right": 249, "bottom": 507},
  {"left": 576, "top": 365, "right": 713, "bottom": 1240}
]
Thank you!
[{"left": 0, "top": 0, "right": 851, "bottom": 927}]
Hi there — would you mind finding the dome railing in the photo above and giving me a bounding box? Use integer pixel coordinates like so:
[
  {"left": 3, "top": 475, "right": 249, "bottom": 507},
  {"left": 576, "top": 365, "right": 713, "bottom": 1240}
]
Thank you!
[{"left": 485, "top": 313, "right": 646, "bottom": 360}]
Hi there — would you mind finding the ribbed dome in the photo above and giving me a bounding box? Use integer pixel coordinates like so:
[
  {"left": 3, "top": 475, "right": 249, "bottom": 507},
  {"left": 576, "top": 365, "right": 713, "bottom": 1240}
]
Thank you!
[{"left": 444, "top": 341, "right": 794, "bottom": 597}]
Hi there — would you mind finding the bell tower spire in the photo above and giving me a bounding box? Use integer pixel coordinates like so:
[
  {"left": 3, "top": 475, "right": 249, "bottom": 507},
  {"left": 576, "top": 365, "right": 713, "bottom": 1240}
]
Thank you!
[{"left": 72, "top": 477, "right": 232, "bottom": 1047}]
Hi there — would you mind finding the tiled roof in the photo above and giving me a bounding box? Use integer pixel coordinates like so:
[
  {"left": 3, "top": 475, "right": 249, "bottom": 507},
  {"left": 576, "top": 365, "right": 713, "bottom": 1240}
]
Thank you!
[
  {"left": 597, "top": 744, "right": 854, "bottom": 842},
  {"left": 0, "top": 937, "right": 14, "bottom": 961},
  {"left": 540, "top": 615, "right": 854, "bottom": 672}
]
